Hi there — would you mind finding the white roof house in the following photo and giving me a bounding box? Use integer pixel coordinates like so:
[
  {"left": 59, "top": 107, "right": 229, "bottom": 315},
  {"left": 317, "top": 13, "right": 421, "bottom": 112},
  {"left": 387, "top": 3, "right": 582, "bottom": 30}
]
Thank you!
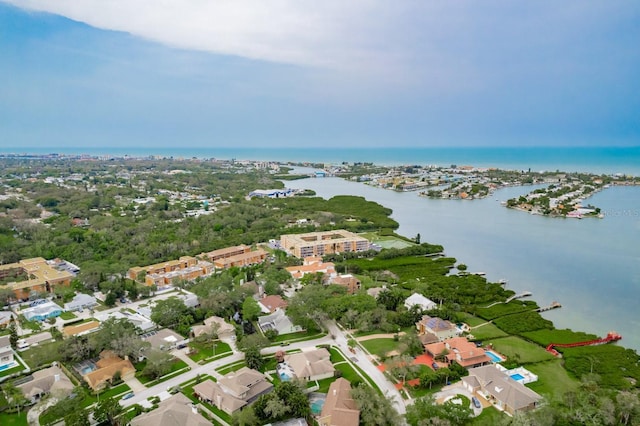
[
  {"left": 64, "top": 293, "right": 97, "bottom": 311},
  {"left": 404, "top": 293, "right": 437, "bottom": 311},
  {"left": 257, "top": 310, "right": 302, "bottom": 336}
]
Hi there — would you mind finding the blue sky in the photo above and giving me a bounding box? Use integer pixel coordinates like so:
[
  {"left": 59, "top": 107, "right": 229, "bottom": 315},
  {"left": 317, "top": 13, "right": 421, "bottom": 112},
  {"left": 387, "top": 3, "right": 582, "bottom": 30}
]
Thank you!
[{"left": 1, "top": 1, "right": 639, "bottom": 150}]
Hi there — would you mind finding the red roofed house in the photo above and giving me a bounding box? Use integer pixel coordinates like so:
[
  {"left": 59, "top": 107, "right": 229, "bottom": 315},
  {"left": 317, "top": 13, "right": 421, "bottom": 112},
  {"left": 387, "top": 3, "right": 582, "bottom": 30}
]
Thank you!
[{"left": 424, "top": 337, "right": 490, "bottom": 369}]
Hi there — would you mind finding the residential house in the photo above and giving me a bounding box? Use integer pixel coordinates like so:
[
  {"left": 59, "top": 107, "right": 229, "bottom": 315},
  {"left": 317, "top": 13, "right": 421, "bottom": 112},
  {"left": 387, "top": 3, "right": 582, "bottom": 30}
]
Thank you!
[
  {"left": 64, "top": 293, "right": 97, "bottom": 312},
  {"left": 284, "top": 348, "right": 335, "bottom": 381},
  {"left": 258, "top": 295, "right": 288, "bottom": 314},
  {"left": 281, "top": 230, "right": 370, "bottom": 258},
  {"left": 191, "top": 316, "right": 236, "bottom": 341},
  {"left": 329, "top": 274, "right": 361, "bottom": 294},
  {"left": 0, "top": 310, "right": 13, "bottom": 328},
  {"left": 416, "top": 315, "right": 459, "bottom": 341},
  {"left": 131, "top": 393, "right": 210, "bottom": 426},
  {"left": 193, "top": 367, "right": 273, "bottom": 415},
  {"left": 318, "top": 378, "right": 360, "bottom": 426},
  {"left": 462, "top": 364, "right": 542, "bottom": 415},
  {"left": 63, "top": 320, "right": 100, "bottom": 338},
  {"left": 257, "top": 309, "right": 302, "bottom": 336},
  {"left": 22, "top": 300, "right": 63, "bottom": 322},
  {"left": 404, "top": 293, "right": 437, "bottom": 311},
  {"left": 18, "top": 364, "right": 74, "bottom": 403},
  {"left": 424, "top": 337, "right": 491, "bottom": 369},
  {"left": 83, "top": 350, "right": 135, "bottom": 391},
  {"left": 0, "top": 335, "right": 14, "bottom": 370},
  {"left": 285, "top": 256, "right": 337, "bottom": 280},
  {"left": 94, "top": 310, "right": 155, "bottom": 333},
  {"left": 144, "top": 328, "right": 188, "bottom": 351}
]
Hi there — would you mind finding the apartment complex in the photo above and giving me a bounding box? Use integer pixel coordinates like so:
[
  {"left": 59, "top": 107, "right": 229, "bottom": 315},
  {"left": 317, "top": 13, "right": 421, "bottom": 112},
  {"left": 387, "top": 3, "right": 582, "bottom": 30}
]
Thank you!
[
  {"left": 0, "top": 258, "right": 77, "bottom": 300},
  {"left": 200, "top": 245, "right": 268, "bottom": 269},
  {"left": 127, "top": 256, "right": 212, "bottom": 288},
  {"left": 280, "top": 230, "right": 370, "bottom": 258}
]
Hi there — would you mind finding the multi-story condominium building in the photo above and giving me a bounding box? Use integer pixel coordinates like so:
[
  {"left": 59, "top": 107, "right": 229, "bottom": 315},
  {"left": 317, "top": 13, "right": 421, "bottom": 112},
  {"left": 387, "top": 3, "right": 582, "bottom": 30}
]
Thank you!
[
  {"left": 200, "top": 245, "right": 268, "bottom": 269},
  {"left": 280, "top": 230, "right": 370, "bottom": 258},
  {"left": 0, "top": 258, "right": 77, "bottom": 300},
  {"left": 127, "top": 256, "right": 212, "bottom": 288}
]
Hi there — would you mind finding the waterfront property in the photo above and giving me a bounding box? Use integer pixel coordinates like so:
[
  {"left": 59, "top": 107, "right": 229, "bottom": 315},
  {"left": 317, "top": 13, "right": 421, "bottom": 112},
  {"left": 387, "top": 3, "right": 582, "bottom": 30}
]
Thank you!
[
  {"left": 424, "top": 337, "right": 491, "bottom": 369},
  {"left": 462, "top": 364, "right": 542, "bottom": 415},
  {"left": 404, "top": 293, "right": 437, "bottom": 312},
  {"left": 131, "top": 393, "right": 210, "bottom": 426},
  {"left": 0, "top": 257, "right": 77, "bottom": 300},
  {"left": 318, "top": 378, "right": 360, "bottom": 426},
  {"left": 192, "top": 367, "right": 273, "bottom": 414},
  {"left": 281, "top": 230, "right": 370, "bottom": 258},
  {"left": 416, "top": 315, "right": 460, "bottom": 341}
]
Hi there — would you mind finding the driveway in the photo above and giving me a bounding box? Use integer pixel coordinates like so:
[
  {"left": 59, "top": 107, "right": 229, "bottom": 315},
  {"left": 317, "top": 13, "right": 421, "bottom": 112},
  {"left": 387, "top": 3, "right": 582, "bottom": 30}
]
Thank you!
[{"left": 434, "top": 382, "right": 482, "bottom": 417}]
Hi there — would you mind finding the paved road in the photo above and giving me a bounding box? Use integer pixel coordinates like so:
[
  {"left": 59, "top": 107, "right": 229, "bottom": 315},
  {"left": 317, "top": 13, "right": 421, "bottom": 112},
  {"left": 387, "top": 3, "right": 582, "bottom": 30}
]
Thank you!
[{"left": 120, "top": 320, "right": 408, "bottom": 417}]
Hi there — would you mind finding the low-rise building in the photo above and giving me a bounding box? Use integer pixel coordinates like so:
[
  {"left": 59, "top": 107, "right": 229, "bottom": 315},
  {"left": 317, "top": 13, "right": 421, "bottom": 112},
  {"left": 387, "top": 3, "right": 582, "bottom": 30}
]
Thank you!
[
  {"left": 63, "top": 320, "right": 101, "bottom": 338},
  {"left": 193, "top": 367, "right": 273, "bottom": 414},
  {"left": 462, "top": 364, "right": 542, "bottom": 415},
  {"left": 329, "top": 274, "right": 361, "bottom": 294},
  {"left": 64, "top": 293, "right": 98, "bottom": 312},
  {"left": 416, "top": 315, "right": 459, "bottom": 341},
  {"left": 191, "top": 316, "right": 236, "bottom": 340},
  {"left": 18, "top": 364, "right": 74, "bottom": 403},
  {"left": 143, "top": 328, "right": 188, "bottom": 351},
  {"left": 0, "top": 257, "right": 77, "bottom": 300},
  {"left": 258, "top": 295, "right": 288, "bottom": 314},
  {"left": 424, "top": 337, "right": 490, "bottom": 369},
  {"left": 284, "top": 348, "right": 335, "bottom": 381},
  {"left": 128, "top": 256, "right": 212, "bottom": 289},
  {"left": 22, "top": 300, "right": 63, "bottom": 321},
  {"left": 0, "top": 335, "right": 14, "bottom": 370},
  {"left": 318, "top": 378, "right": 360, "bottom": 426},
  {"left": 131, "top": 393, "right": 210, "bottom": 426},
  {"left": 404, "top": 293, "right": 437, "bottom": 311},
  {"left": 285, "top": 257, "right": 336, "bottom": 280},
  {"left": 257, "top": 309, "right": 302, "bottom": 336},
  {"left": 83, "top": 350, "right": 136, "bottom": 391},
  {"left": 281, "top": 230, "right": 370, "bottom": 258}
]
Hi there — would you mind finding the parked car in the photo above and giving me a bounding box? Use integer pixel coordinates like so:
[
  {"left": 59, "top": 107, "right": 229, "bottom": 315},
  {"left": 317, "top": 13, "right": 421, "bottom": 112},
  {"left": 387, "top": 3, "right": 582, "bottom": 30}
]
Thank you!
[
  {"left": 431, "top": 362, "right": 439, "bottom": 370},
  {"left": 122, "top": 392, "right": 135, "bottom": 400},
  {"left": 472, "top": 396, "right": 481, "bottom": 409}
]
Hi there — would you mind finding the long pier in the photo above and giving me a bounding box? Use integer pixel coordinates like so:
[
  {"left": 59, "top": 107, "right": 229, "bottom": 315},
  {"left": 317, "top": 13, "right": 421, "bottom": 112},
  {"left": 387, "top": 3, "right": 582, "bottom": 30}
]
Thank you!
[
  {"left": 505, "top": 291, "right": 532, "bottom": 303},
  {"left": 536, "top": 301, "right": 561, "bottom": 312}
]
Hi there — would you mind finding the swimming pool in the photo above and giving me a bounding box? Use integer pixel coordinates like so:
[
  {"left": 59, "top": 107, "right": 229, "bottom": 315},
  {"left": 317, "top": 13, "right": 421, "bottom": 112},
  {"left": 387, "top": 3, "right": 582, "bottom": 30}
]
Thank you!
[
  {"left": 81, "top": 366, "right": 96, "bottom": 375},
  {"left": 279, "top": 372, "right": 292, "bottom": 381},
  {"left": 485, "top": 350, "right": 503, "bottom": 363},
  {"left": 309, "top": 396, "right": 326, "bottom": 415},
  {"left": 510, "top": 373, "right": 525, "bottom": 381}
]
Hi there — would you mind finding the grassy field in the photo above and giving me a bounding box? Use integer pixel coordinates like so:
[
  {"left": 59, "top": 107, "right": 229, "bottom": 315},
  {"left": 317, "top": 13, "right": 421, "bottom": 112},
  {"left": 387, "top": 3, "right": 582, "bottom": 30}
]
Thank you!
[
  {"left": 358, "top": 233, "right": 415, "bottom": 249},
  {"left": 522, "top": 329, "right": 599, "bottom": 347},
  {"left": 459, "top": 313, "right": 489, "bottom": 327},
  {"left": 270, "top": 330, "right": 325, "bottom": 343},
  {"left": 526, "top": 359, "right": 579, "bottom": 402},
  {"left": 468, "top": 323, "right": 508, "bottom": 341},
  {"left": 360, "top": 338, "right": 398, "bottom": 357},
  {"left": 217, "top": 360, "right": 247, "bottom": 375},
  {"left": 136, "top": 359, "right": 189, "bottom": 385},
  {"left": 469, "top": 406, "right": 504, "bottom": 425},
  {"left": 19, "top": 340, "right": 64, "bottom": 369},
  {"left": 0, "top": 411, "right": 27, "bottom": 426},
  {"left": 486, "top": 336, "right": 554, "bottom": 364},
  {"left": 475, "top": 300, "right": 538, "bottom": 320}
]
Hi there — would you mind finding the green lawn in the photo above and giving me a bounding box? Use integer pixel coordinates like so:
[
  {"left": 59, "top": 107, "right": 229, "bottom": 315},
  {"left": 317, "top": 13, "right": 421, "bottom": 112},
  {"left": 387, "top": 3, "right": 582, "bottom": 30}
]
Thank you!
[
  {"left": 81, "top": 383, "right": 132, "bottom": 407},
  {"left": 459, "top": 313, "right": 489, "bottom": 327},
  {"left": 486, "top": 336, "right": 554, "bottom": 364},
  {"left": 0, "top": 411, "right": 28, "bottom": 426},
  {"left": 270, "top": 329, "right": 325, "bottom": 343},
  {"left": 475, "top": 300, "right": 538, "bottom": 321},
  {"left": 521, "top": 329, "right": 599, "bottom": 347},
  {"left": 187, "top": 340, "right": 232, "bottom": 362},
  {"left": 19, "top": 340, "right": 65, "bottom": 369},
  {"left": 217, "top": 360, "right": 247, "bottom": 375},
  {"left": 59, "top": 311, "right": 77, "bottom": 320},
  {"left": 0, "top": 358, "right": 27, "bottom": 378},
  {"left": 469, "top": 405, "right": 505, "bottom": 425},
  {"left": 468, "top": 323, "right": 508, "bottom": 340},
  {"left": 525, "top": 359, "right": 579, "bottom": 402},
  {"left": 360, "top": 338, "right": 399, "bottom": 357}
]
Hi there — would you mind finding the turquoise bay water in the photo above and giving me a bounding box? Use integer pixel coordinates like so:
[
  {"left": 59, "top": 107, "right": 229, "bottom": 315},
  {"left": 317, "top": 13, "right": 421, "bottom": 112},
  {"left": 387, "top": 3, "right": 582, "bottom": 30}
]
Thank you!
[{"left": 284, "top": 174, "right": 640, "bottom": 351}]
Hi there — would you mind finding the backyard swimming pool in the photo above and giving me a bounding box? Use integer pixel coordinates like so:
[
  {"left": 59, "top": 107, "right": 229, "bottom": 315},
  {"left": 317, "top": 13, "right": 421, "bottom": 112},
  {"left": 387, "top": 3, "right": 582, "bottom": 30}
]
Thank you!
[
  {"left": 309, "top": 393, "right": 326, "bottom": 415},
  {"left": 510, "top": 373, "right": 525, "bottom": 381},
  {"left": 485, "top": 350, "right": 503, "bottom": 363}
]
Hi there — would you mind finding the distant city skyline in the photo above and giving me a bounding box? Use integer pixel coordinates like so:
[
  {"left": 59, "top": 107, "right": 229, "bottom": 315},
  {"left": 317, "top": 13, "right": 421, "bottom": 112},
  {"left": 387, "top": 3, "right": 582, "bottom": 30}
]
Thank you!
[{"left": 1, "top": 1, "right": 639, "bottom": 149}]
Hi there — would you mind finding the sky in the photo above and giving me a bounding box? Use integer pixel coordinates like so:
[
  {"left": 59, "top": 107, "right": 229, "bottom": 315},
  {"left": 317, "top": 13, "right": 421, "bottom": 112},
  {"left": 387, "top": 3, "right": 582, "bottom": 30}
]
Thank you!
[{"left": 1, "top": 1, "right": 639, "bottom": 151}]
